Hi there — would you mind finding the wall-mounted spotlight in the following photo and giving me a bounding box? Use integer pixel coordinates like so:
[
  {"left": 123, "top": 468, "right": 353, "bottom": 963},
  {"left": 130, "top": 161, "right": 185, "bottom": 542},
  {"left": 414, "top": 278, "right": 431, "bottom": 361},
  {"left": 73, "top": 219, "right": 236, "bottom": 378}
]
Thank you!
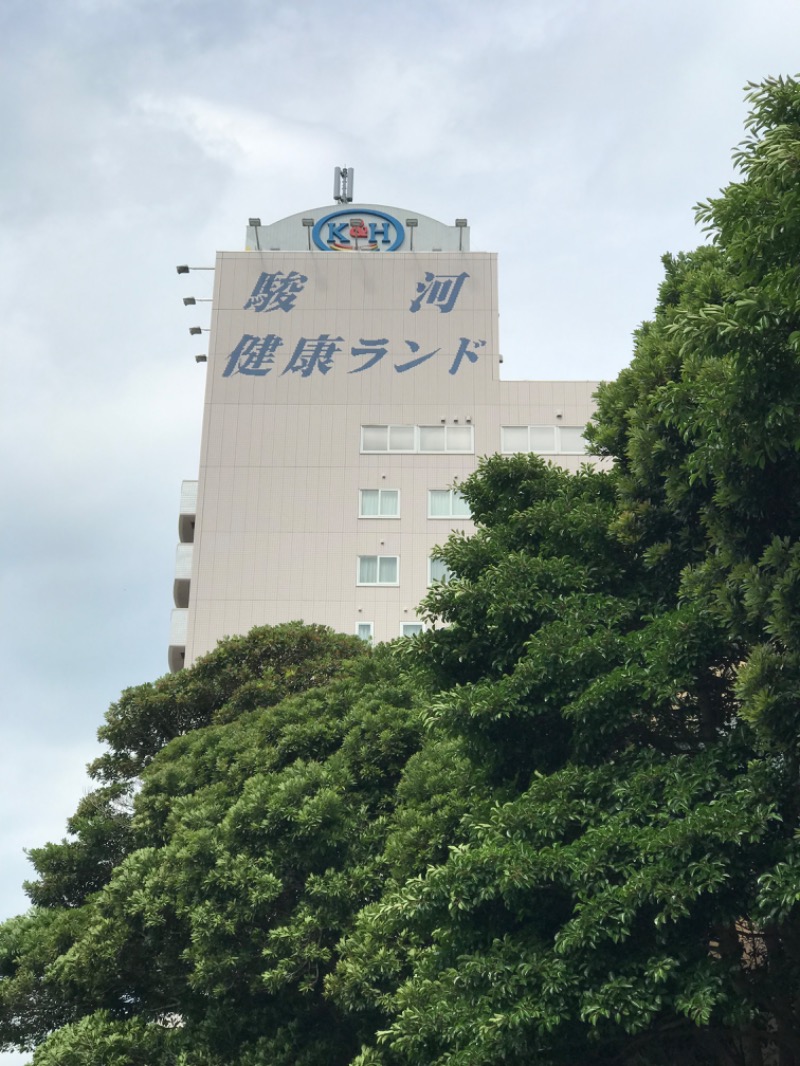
[
  {"left": 176, "top": 265, "right": 214, "bottom": 274},
  {"left": 183, "top": 297, "right": 212, "bottom": 305},
  {"left": 406, "top": 218, "right": 418, "bottom": 251},
  {"left": 302, "top": 218, "right": 314, "bottom": 250},
  {"left": 195, "top": 354, "right": 207, "bottom": 363},
  {"left": 189, "top": 327, "right": 209, "bottom": 336},
  {"left": 455, "top": 218, "right": 468, "bottom": 251}
]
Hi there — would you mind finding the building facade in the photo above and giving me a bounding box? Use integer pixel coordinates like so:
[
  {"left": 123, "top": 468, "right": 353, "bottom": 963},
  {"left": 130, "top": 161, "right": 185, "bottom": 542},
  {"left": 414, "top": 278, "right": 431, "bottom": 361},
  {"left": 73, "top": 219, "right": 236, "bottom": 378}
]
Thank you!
[{"left": 169, "top": 202, "right": 600, "bottom": 670}]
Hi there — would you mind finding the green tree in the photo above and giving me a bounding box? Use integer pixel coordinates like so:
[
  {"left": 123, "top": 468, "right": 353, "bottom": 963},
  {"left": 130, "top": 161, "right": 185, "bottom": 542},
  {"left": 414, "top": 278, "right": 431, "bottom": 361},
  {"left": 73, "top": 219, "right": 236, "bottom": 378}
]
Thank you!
[
  {"left": 330, "top": 77, "right": 800, "bottom": 1066},
  {"left": 0, "top": 625, "right": 426, "bottom": 1065}
]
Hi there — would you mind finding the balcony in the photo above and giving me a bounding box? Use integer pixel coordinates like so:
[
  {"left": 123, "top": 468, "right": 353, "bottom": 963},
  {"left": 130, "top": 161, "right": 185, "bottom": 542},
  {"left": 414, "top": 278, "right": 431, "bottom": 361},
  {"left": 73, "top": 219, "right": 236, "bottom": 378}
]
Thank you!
[
  {"left": 178, "top": 480, "right": 197, "bottom": 543},
  {"left": 168, "top": 608, "right": 188, "bottom": 673},
  {"left": 173, "top": 543, "right": 193, "bottom": 608}
]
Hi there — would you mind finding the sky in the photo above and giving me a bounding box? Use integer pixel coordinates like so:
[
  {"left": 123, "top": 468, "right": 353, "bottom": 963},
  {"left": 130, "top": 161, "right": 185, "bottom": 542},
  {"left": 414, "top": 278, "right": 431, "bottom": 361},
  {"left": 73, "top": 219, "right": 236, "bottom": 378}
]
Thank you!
[{"left": 1, "top": 0, "right": 799, "bottom": 1059}]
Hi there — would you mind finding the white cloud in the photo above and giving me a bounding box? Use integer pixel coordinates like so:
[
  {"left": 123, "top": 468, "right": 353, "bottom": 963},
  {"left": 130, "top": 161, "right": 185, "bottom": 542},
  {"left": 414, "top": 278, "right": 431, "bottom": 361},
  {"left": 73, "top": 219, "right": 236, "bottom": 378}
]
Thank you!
[{"left": 134, "top": 92, "right": 340, "bottom": 175}]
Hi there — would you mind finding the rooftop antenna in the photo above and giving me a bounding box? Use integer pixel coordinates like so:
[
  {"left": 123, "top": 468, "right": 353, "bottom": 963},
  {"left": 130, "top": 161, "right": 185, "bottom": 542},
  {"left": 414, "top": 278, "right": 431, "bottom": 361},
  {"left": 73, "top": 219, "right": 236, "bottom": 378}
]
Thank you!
[{"left": 333, "top": 165, "right": 354, "bottom": 204}]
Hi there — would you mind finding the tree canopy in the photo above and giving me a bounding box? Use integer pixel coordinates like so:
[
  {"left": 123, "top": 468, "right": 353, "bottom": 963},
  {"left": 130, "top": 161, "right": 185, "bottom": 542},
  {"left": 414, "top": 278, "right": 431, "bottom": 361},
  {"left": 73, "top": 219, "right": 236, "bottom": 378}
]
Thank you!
[{"left": 3, "top": 75, "right": 800, "bottom": 1066}]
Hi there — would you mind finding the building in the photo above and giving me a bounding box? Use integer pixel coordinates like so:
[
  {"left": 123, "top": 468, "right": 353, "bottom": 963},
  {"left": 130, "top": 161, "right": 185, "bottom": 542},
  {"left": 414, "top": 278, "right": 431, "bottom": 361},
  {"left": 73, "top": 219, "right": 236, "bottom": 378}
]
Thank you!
[{"left": 169, "top": 188, "right": 600, "bottom": 671}]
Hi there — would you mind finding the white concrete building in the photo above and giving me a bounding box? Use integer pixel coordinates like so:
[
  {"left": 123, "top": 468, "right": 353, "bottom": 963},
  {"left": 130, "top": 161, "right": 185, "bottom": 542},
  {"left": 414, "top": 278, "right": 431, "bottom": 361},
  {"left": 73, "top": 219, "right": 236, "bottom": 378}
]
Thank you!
[{"left": 169, "top": 199, "right": 600, "bottom": 670}]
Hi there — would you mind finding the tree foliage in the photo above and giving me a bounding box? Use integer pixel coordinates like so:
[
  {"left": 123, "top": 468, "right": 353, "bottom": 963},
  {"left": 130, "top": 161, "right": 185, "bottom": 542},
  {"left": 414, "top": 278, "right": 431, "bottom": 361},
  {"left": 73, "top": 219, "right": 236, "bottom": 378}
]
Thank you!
[
  {"left": 4, "top": 76, "right": 800, "bottom": 1065},
  {"left": 1, "top": 624, "right": 426, "bottom": 1065}
]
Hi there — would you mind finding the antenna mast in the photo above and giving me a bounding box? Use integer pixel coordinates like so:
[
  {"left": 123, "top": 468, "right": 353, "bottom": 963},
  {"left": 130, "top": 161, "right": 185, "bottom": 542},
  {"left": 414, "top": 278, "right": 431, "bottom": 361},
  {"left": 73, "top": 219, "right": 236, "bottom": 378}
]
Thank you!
[{"left": 333, "top": 166, "right": 354, "bottom": 204}]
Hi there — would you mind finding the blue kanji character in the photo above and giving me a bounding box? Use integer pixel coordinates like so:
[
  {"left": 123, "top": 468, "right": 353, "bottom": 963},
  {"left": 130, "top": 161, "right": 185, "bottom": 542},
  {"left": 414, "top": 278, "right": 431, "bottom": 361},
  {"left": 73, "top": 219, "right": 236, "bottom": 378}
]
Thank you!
[
  {"left": 244, "top": 270, "right": 308, "bottom": 313},
  {"left": 350, "top": 338, "right": 389, "bottom": 373},
  {"left": 394, "top": 340, "right": 440, "bottom": 373},
  {"left": 223, "top": 333, "right": 283, "bottom": 377},
  {"left": 449, "top": 337, "right": 485, "bottom": 375},
  {"left": 409, "top": 271, "right": 469, "bottom": 314},
  {"left": 282, "top": 334, "right": 343, "bottom": 377}
]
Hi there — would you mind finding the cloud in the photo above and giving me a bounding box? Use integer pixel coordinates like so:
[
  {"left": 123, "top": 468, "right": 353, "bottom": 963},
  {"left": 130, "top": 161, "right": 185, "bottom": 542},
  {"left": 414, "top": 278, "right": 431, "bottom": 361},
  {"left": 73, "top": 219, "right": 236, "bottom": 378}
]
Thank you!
[{"left": 134, "top": 93, "right": 340, "bottom": 175}]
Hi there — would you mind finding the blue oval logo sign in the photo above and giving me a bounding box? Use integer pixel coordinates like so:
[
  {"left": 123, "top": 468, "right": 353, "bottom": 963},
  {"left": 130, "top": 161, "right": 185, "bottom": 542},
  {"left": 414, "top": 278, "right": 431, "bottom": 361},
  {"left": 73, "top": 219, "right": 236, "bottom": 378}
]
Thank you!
[{"left": 312, "top": 209, "right": 404, "bottom": 252}]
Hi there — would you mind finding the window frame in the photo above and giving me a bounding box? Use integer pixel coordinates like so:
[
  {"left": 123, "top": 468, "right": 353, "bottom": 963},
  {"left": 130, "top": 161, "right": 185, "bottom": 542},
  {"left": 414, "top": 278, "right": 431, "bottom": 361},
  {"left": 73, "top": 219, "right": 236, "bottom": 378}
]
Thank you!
[
  {"left": 401, "top": 623, "right": 424, "bottom": 637},
  {"left": 356, "top": 621, "right": 374, "bottom": 643},
  {"left": 357, "top": 555, "right": 400, "bottom": 586},
  {"left": 361, "top": 424, "right": 474, "bottom": 455},
  {"left": 500, "top": 425, "right": 587, "bottom": 456},
  {"left": 428, "top": 488, "right": 471, "bottom": 519},
  {"left": 428, "top": 556, "right": 452, "bottom": 586},
  {"left": 359, "top": 488, "right": 401, "bottom": 519}
]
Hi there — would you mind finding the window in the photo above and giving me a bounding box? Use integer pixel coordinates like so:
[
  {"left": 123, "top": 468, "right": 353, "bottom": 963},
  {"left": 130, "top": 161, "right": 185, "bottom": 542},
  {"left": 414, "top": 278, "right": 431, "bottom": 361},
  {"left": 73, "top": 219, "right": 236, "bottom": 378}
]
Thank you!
[
  {"left": 418, "top": 425, "right": 473, "bottom": 452},
  {"left": 558, "top": 426, "right": 586, "bottom": 453},
  {"left": 356, "top": 622, "right": 374, "bottom": 642},
  {"left": 401, "top": 623, "right": 423, "bottom": 637},
  {"left": 361, "top": 425, "right": 415, "bottom": 452},
  {"left": 361, "top": 425, "right": 474, "bottom": 454},
  {"left": 501, "top": 425, "right": 587, "bottom": 455},
  {"left": 428, "top": 489, "right": 471, "bottom": 519},
  {"left": 428, "top": 557, "right": 452, "bottom": 585},
  {"left": 357, "top": 555, "right": 399, "bottom": 585},
  {"left": 359, "top": 489, "right": 400, "bottom": 518}
]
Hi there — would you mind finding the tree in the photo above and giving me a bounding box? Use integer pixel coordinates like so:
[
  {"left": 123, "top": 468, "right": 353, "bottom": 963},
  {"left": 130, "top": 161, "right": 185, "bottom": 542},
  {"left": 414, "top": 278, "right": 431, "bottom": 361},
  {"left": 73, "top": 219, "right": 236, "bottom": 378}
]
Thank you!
[
  {"left": 329, "top": 77, "right": 800, "bottom": 1066},
  {"left": 0, "top": 625, "right": 426, "bottom": 1065}
]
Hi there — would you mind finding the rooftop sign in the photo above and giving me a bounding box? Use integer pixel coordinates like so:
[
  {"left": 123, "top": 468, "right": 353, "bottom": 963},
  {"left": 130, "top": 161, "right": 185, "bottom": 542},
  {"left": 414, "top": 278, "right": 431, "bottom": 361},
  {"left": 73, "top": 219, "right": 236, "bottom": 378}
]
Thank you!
[{"left": 312, "top": 209, "right": 404, "bottom": 252}]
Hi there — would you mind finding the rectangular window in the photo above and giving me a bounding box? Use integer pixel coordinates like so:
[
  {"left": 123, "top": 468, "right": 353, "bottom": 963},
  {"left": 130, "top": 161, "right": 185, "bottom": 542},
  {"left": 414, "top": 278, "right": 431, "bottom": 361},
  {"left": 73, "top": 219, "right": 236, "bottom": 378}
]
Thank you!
[
  {"left": 361, "top": 425, "right": 414, "bottom": 452},
  {"left": 361, "top": 425, "right": 389, "bottom": 451},
  {"left": 361, "top": 425, "right": 474, "bottom": 454},
  {"left": 401, "top": 623, "right": 423, "bottom": 637},
  {"left": 356, "top": 622, "right": 374, "bottom": 642},
  {"left": 501, "top": 425, "right": 529, "bottom": 453},
  {"left": 501, "top": 425, "right": 586, "bottom": 455},
  {"left": 428, "top": 557, "right": 452, "bottom": 585},
  {"left": 359, "top": 489, "right": 400, "bottom": 518},
  {"left": 428, "top": 489, "right": 470, "bottom": 519},
  {"left": 419, "top": 425, "right": 445, "bottom": 451},
  {"left": 558, "top": 426, "right": 586, "bottom": 453},
  {"left": 530, "top": 426, "right": 557, "bottom": 453},
  {"left": 445, "top": 426, "right": 473, "bottom": 452},
  {"left": 357, "top": 555, "right": 399, "bottom": 585},
  {"left": 389, "top": 425, "right": 415, "bottom": 451}
]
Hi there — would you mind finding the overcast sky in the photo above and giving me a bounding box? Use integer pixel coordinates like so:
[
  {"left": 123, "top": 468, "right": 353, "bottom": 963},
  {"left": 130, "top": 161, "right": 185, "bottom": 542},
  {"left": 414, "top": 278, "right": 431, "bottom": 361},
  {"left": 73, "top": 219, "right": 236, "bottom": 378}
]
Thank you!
[{"left": 2, "top": 2, "right": 799, "bottom": 1059}]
